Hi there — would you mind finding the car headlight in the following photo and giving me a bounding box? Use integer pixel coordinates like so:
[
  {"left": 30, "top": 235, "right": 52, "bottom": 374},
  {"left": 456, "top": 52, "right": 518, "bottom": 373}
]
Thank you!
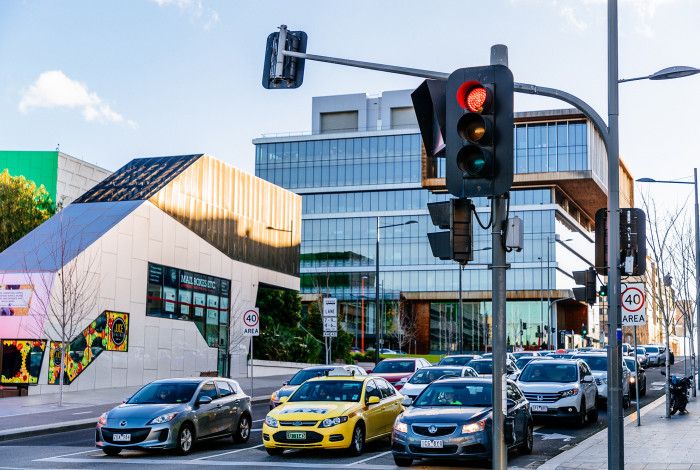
[
  {"left": 265, "top": 415, "right": 279, "bottom": 428},
  {"left": 98, "top": 412, "right": 108, "bottom": 425},
  {"left": 319, "top": 416, "right": 348, "bottom": 428},
  {"left": 630, "top": 376, "right": 636, "bottom": 383},
  {"left": 271, "top": 391, "right": 279, "bottom": 401},
  {"left": 394, "top": 420, "right": 408, "bottom": 433},
  {"left": 148, "top": 412, "right": 178, "bottom": 425},
  {"left": 462, "top": 419, "right": 486, "bottom": 434},
  {"left": 560, "top": 388, "right": 579, "bottom": 398}
]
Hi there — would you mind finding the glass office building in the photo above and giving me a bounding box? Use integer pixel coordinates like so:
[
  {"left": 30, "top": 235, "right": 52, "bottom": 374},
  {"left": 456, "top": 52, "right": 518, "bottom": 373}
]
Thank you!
[{"left": 254, "top": 92, "right": 618, "bottom": 353}]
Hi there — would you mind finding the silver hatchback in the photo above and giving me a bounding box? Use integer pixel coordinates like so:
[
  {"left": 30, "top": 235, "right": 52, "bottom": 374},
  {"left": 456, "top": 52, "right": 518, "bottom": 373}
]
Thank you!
[{"left": 96, "top": 378, "right": 252, "bottom": 455}]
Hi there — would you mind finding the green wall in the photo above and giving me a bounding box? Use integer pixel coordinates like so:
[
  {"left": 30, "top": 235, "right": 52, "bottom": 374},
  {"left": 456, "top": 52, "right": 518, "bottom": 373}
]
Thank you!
[{"left": 0, "top": 151, "right": 59, "bottom": 207}]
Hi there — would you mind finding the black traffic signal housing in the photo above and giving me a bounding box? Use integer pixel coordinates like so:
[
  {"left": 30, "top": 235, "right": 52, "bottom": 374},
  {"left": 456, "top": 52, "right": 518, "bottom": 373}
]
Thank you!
[
  {"left": 595, "top": 208, "right": 647, "bottom": 276},
  {"left": 427, "top": 198, "right": 473, "bottom": 264},
  {"left": 445, "top": 65, "right": 514, "bottom": 198},
  {"left": 573, "top": 267, "right": 597, "bottom": 305},
  {"left": 411, "top": 79, "right": 447, "bottom": 159},
  {"left": 262, "top": 26, "right": 308, "bottom": 89},
  {"left": 581, "top": 324, "right": 588, "bottom": 336}
]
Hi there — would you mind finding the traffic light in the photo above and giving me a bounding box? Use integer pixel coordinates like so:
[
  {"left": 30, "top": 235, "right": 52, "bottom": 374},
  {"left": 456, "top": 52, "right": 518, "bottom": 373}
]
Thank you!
[
  {"left": 595, "top": 208, "right": 647, "bottom": 276},
  {"left": 411, "top": 79, "right": 447, "bottom": 159},
  {"left": 573, "top": 267, "right": 597, "bottom": 305},
  {"left": 599, "top": 284, "right": 608, "bottom": 298},
  {"left": 427, "top": 198, "right": 473, "bottom": 264},
  {"left": 444, "top": 65, "right": 514, "bottom": 198},
  {"left": 262, "top": 25, "right": 308, "bottom": 89},
  {"left": 581, "top": 324, "right": 588, "bottom": 336}
]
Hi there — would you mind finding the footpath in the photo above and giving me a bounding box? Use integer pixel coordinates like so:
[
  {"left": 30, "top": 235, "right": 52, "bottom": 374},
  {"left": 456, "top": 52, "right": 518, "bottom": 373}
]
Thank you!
[
  {"left": 0, "top": 374, "right": 286, "bottom": 441},
  {"left": 539, "top": 392, "right": 700, "bottom": 470}
]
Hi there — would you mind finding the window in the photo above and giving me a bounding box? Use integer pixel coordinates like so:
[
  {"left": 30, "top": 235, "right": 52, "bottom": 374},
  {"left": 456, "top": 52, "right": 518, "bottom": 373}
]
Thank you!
[
  {"left": 507, "top": 385, "right": 523, "bottom": 401},
  {"left": 216, "top": 381, "right": 234, "bottom": 397},
  {"left": 376, "top": 379, "right": 394, "bottom": 398},
  {"left": 390, "top": 107, "right": 417, "bottom": 129},
  {"left": 365, "top": 380, "right": 382, "bottom": 401},
  {"left": 320, "top": 111, "right": 359, "bottom": 133},
  {"left": 198, "top": 382, "right": 219, "bottom": 401}
]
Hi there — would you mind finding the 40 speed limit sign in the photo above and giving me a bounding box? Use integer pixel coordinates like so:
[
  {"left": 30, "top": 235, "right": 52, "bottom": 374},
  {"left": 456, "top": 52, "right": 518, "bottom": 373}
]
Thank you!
[
  {"left": 621, "top": 283, "right": 646, "bottom": 326},
  {"left": 242, "top": 308, "right": 260, "bottom": 336}
]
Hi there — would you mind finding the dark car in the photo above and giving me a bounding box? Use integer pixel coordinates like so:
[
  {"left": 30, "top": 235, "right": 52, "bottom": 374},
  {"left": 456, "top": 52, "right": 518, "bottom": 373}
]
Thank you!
[
  {"left": 624, "top": 356, "right": 647, "bottom": 397},
  {"left": 391, "top": 377, "right": 533, "bottom": 466},
  {"left": 96, "top": 378, "right": 252, "bottom": 455},
  {"left": 437, "top": 354, "right": 481, "bottom": 367}
]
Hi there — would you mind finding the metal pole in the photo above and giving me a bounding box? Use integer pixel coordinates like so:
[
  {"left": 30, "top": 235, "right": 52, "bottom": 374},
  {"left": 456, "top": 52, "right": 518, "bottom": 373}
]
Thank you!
[
  {"left": 459, "top": 264, "right": 464, "bottom": 354},
  {"left": 694, "top": 168, "right": 700, "bottom": 393},
  {"left": 361, "top": 277, "right": 365, "bottom": 352},
  {"left": 250, "top": 336, "right": 255, "bottom": 399},
  {"left": 546, "top": 239, "right": 551, "bottom": 348},
  {"left": 539, "top": 256, "right": 543, "bottom": 348},
  {"left": 634, "top": 326, "right": 640, "bottom": 426},
  {"left": 607, "top": 0, "right": 625, "bottom": 467},
  {"left": 375, "top": 216, "right": 380, "bottom": 365}
]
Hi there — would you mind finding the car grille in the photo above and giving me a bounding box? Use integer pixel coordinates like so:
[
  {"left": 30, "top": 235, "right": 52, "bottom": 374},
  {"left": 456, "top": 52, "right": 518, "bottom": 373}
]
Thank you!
[
  {"left": 279, "top": 421, "right": 318, "bottom": 427},
  {"left": 409, "top": 444, "right": 458, "bottom": 454},
  {"left": 273, "top": 431, "right": 324, "bottom": 444},
  {"left": 101, "top": 427, "right": 151, "bottom": 444},
  {"left": 411, "top": 424, "right": 457, "bottom": 437},
  {"left": 524, "top": 392, "right": 560, "bottom": 403}
]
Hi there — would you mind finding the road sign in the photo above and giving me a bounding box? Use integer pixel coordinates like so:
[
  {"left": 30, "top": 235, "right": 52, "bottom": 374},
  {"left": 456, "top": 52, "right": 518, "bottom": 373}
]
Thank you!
[
  {"left": 323, "top": 298, "right": 337, "bottom": 337},
  {"left": 621, "top": 283, "right": 646, "bottom": 326},
  {"left": 242, "top": 308, "right": 260, "bottom": 336}
]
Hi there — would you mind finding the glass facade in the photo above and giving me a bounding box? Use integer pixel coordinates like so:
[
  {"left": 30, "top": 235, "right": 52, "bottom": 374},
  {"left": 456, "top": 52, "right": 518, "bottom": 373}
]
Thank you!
[{"left": 255, "top": 117, "right": 590, "bottom": 353}]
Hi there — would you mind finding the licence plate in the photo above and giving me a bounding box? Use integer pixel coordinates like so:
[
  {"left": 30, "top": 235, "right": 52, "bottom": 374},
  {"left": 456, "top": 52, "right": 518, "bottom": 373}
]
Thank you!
[
  {"left": 286, "top": 431, "right": 306, "bottom": 440},
  {"left": 532, "top": 404, "right": 548, "bottom": 412},
  {"left": 420, "top": 439, "right": 444, "bottom": 448},
  {"left": 112, "top": 433, "right": 131, "bottom": 442}
]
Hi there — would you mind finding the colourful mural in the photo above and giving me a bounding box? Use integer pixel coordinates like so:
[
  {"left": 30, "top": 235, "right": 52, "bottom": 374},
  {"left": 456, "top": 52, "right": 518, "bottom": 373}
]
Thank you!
[
  {"left": 0, "top": 284, "right": 33, "bottom": 316},
  {"left": 0, "top": 339, "right": 47, "bottom": 384},
  {"left": 48, "top": 310, "right": 129, "bottom": 385}
]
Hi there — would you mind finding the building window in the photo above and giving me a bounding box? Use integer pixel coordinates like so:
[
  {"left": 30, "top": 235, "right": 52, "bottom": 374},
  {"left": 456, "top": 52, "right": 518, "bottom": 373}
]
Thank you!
[
  {"left": 390, "top": 107, "right": 417, "bottom": 129},
  {"left": 320, "top": 111, "right": 358, "bottom": 133}
]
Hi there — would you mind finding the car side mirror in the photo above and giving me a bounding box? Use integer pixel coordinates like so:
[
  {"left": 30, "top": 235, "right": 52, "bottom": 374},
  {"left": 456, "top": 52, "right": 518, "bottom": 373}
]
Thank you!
[
  {"left": 401, "top": 396, "right": 413, "bottom": 407},
  {"left": 282, "top": 381, "right": 288, "bottom": 386},
  {"left": 367, "top": 396, "right": 380, "bottom": 405},
  {"left": 197, "top": 395, "right": 213, "bottom": 406},
  {"left": 582, "top": 375, "right": 594, "bottom": 383}
]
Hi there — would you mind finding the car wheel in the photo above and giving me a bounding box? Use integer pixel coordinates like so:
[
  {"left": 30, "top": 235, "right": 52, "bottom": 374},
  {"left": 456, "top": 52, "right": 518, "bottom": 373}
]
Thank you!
[
  {"left": 623, "top": 393, "right": 630, "bottom": 409},
  {"left": 266, "top": 447, "right": 284, "bottom": 456},
  {"left": 176, "top": 423, "right": 195, "bottom": 455},
  {"left": 233, "top": 413, "right": 251, "bottom": 443},
  {"left": 587, "top": 397, "right": 599, "bottom": 423},
  {"left": 519, "top": 422, "right": 533, "bottom": 455},
  {"left": 347, "top": 422, "right": 365, "bottom": 456},
  {"left": 102, "top": 447, "right": 122, "bottom": 456},
  {"left": 393, "top": 455, "right": 414, "bottom": 466},
  {"left": 576, "top": 399, "right": 587, "bottom": 428}
]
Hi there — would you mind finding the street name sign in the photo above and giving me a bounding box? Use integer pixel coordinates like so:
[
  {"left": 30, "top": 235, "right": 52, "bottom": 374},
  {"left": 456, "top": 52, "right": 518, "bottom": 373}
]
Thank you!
[
  {"left": 621, "top": 283, "right": 646, "bottom": 326},
  {"left": 242, "top": 308, "right": 260, "bottom": 336}
]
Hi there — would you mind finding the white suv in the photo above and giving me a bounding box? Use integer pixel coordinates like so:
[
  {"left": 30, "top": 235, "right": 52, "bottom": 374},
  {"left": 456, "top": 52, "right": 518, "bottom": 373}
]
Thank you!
[
  {"left": 516, "top": 359, "right": 598, "bottom": 426},
  {"left": 577, "top": 353, "right": 631, "bottom": 408}
]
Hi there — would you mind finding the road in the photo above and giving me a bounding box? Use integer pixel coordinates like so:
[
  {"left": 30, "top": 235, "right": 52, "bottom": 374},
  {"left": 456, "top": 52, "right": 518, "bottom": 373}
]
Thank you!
[{"left": 0, "top": 359, "right": 689, "bottom": 469}]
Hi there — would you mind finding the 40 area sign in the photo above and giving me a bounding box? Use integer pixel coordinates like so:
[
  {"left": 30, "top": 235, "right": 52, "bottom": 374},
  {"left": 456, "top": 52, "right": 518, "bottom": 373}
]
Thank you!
[
  {"left": 621, "top": 283, "right": 646, "bottom": 326},
  {"left": 242, "top": 308, "right": 260, "bottom": 336}
]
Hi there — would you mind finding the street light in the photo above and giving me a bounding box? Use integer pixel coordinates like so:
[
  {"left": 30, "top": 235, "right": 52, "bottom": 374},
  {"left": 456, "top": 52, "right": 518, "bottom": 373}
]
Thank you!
[
  {"left": 619, "top": 66, "right": 700, "bottom": 83},
  {"left": 637, "top": 171, "right": 700, "bottom": 395},
  {"left": 266, "top": 222, "right": 295, "bottom": 274},
  {"left": 375, "top": 218, "right": 417, "bottom": 364}
]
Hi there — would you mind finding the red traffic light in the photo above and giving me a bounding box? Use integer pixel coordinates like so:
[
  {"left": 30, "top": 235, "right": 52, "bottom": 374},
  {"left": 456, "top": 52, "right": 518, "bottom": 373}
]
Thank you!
[{"left": 456, "top": 81, "right": 491, "bottom": 113}]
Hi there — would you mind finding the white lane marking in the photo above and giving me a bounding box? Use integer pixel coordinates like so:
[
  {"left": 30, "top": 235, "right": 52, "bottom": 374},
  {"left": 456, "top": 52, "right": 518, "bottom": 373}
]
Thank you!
[
  {"left": 40, "top": 458, "right": 396, "bottom": 468},
  {"left": 346, "top": 450, "right": 392, "bottom": 466},
  {"left": 192, "top": 443, "right": 264, "bottom": 460},
  {"left": 253, "top": 418, "right": 265, "bottom": 423},
  {"left": 72, "top": 411, "right": 95, "bottom": 415},
  {"left": 35, "top": 448, "right": 101, "bottom": 460}
]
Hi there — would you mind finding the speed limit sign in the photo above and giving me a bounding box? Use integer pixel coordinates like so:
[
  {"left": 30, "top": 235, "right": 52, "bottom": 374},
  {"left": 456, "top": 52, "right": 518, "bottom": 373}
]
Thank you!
[
  {"left": 621, "top": 283, "right": 646, "bottom": 326},
  {"left": 242, "top": 308, "right": 260, "bottom": 336}
]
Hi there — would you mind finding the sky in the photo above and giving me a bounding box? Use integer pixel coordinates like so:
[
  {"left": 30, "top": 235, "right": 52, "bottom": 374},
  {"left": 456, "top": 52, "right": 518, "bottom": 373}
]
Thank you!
[{"left": 0, "top": 0, "right": 699, "bottom": 211}]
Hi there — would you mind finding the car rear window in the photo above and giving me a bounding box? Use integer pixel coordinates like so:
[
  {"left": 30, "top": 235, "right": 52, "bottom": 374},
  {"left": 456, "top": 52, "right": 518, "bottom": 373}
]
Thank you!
[
  {"left": 470, "top": 361, "right": 493, "bottom": 375},
  {"left": 439, "top": 356, "right": 475, "bottom": 366},
  {"left": 580, "top": 356, "right": 607, "bottom": 371},
  {"left": 373, "top": 360, "right": 415, "bottom": 373},
  {"left": 288, "top": 368, "right": 333, "bottom": 385},
  {"left": 519, "top": 363, "right": 577, "bottom": 383}
]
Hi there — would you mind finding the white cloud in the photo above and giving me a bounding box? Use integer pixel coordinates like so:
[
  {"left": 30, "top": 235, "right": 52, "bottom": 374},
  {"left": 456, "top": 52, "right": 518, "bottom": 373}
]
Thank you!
[
  {"left": 18, "top": 70, "right": 136, "bottom": 127},
  {"left": 559, "top": 5, "right": 588, "bottom": 31},
  {"left": 150, "top": 0, "right": 219, "bottom": 29}
]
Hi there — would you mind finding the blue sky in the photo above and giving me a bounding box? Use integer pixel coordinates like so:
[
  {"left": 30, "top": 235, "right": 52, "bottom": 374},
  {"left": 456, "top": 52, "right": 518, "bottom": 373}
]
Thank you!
[{"left": 0, "top": 0, "right": 698, "bottom": 208}]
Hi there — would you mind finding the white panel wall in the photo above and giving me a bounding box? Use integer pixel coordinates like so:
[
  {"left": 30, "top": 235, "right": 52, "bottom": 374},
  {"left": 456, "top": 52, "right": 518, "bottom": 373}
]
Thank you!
[
  {"left": 56, "top": 153, "right": 112, "bottom": 207},
  {"left": 29, "top": 200, "right": 298, "bottom": 395}
]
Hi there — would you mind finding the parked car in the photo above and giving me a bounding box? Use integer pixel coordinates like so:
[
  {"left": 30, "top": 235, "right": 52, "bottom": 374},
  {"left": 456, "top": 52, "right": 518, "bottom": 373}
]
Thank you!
[
  {"left": 468, "top": 358, "right": 520, "bottom": 380},
  {"left": 437, "top": 354, "right": 481, "bottom": 366},
  {"left": 515, "top": 355, "right": 551, "bottom": 371},
  {"left": 391, "top": 377, "right": 533, "bottom": 466},
  {"left": 96, "top": 378, "right": 252, "bottom": 455},
  {"left": 634, "top": 347, "right": 650, "bottom": 367},
  {"left": 642, "top": 345, "right": 663, "bottom": 366},
  {"left": 577, "top": 353, "right": 631, "bottom": 408},
  {"left": 399, "top": 366, "right": 478, "bottom": 399},
  {"left": 380, "top": 348, "right": 401, "bottom": 355},
  {"left": 481, "top": 352, "right": 518, "bottom": 364},
  {"left": 263, "top": 375, "right": 403, "bottom": 456},
  {"left": 624, "top": 356, "right": 647, "bottom": 397},
  {"left": 516, "top": 359, "right": 598, "bottom": 426},
  {"left": 512, "top": 351, "right": 542, "bottom": 360},
  {"left": 622, "top": 343, "right": 633, "bottom": 356},
  {"left": 370, "top": 358, "right": 431, "bottom": 390},
  {"left": 270, "top": 365, "right": 367, "bottom": 409}
]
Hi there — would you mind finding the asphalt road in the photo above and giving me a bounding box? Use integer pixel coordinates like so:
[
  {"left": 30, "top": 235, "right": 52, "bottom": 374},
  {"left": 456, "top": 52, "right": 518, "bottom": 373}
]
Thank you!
[{"left": 0, "top": 359, "right": 690, "bottom": 469}]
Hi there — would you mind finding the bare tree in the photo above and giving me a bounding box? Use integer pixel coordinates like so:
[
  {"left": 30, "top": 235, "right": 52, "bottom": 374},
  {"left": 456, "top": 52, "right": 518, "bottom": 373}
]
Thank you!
[
  {"left": 641, "top": 190, "right": 685, "bottom": 417},
  {"left": 397, "top": 300, "right": 418, "bottom": 355},
  {"left": 24, "top": 211, "right": 98, "bottom": 406},
  {"left": 670, "top": 215, "right": 697, "bottom": 396}
]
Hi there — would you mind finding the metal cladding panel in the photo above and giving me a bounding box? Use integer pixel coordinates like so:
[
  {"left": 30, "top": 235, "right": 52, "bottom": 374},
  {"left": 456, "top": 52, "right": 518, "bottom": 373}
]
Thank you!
[
  {"left": 148, "top": 155, "right": 301, "bottom": 277},
  {"left": 73, "top": 155, "right": 202, "bottom": 203}
]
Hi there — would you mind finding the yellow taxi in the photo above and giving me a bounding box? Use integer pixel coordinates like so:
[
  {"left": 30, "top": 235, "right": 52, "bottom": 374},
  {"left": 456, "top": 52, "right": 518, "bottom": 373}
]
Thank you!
[{"left": 262, "top": 374, "right": 404, "bottom": 456}]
